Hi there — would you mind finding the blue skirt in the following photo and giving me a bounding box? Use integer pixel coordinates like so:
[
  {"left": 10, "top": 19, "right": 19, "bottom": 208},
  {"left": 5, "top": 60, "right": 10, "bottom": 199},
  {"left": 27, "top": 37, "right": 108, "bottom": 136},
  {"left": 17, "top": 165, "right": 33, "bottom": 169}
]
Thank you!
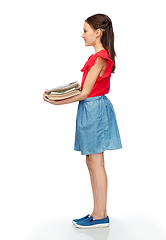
[{"left": 74, "top": 95, "right": 122, "bottom": 155}]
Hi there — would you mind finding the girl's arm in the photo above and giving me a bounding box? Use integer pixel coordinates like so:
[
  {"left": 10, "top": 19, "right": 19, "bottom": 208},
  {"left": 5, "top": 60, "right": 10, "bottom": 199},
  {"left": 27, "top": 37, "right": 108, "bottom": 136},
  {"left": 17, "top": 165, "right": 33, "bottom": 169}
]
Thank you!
[{"left": 43, "top": 57, "right": 106, "bottom": 105}]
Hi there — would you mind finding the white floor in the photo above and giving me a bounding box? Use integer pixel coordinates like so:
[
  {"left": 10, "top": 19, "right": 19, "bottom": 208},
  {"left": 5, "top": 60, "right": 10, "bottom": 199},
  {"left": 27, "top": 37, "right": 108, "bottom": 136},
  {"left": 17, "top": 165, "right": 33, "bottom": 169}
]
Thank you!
[{"left": 26, "top": 217, "right": 165, "bottom": 240}]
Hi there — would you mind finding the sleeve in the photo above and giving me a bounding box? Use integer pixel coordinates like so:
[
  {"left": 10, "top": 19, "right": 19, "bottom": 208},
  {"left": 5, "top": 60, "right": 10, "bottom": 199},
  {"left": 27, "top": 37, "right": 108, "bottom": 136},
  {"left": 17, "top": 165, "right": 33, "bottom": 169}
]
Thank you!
[
  {"left": 81, "top": 51, "right": 114, "bottom": 80},
  {"left": 90, "top": 52, "right": 114, "bottom": 81},
  {"left": 97, "top": 58, "right": 114, "bottom": 81}
]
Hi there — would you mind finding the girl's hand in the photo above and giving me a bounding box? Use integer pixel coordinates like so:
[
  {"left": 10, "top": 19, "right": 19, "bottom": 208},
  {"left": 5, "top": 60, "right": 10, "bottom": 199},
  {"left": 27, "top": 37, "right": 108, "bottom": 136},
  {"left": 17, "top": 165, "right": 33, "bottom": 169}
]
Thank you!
[
  {"left": 43, "top": 89, "right": 49, "bottom": 102},
  {"left": 43, "top": 89, "right": 59, "bottom": 105}
]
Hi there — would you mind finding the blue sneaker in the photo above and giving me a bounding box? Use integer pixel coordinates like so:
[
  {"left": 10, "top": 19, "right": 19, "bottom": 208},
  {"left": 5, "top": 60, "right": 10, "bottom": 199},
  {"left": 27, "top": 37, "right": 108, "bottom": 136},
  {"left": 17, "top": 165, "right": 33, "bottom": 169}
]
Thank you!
[
  {"left": 72, "top": 214, "right": 90, "bottom": 224},
  {"left": 75, "top": 216, "right": 110, "bottom": 228}
]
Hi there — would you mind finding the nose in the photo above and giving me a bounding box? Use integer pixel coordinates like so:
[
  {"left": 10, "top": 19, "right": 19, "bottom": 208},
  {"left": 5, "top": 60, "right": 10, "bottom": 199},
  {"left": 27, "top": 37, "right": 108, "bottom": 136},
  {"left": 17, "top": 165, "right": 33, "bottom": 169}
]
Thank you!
[{"left": 81, "top": 33, "right": 84, "bottom": 38}]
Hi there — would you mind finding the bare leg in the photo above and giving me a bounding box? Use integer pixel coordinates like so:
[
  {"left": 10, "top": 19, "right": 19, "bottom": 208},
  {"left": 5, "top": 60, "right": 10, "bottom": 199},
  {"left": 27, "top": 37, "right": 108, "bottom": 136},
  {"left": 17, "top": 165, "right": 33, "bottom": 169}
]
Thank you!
[
  {"left": 86, "top": 155, "right": 98, "bottom": 216},
  {"left": 89, "top": 152, "right": 108, "bottom": 220}
]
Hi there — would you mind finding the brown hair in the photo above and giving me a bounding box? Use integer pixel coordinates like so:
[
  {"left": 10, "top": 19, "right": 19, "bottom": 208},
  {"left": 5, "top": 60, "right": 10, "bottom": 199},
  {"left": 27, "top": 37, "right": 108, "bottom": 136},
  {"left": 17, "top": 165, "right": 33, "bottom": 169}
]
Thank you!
[{"left": 85, "top": 14, "right": 116, "bottom": 73}]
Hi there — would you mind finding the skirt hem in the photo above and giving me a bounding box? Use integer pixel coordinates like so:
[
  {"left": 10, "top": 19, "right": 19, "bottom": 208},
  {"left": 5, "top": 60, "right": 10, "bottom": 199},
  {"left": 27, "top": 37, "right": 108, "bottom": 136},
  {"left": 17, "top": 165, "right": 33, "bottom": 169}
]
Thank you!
[{"left": 74, "top": 146, "right": 122, "bottom": 155}]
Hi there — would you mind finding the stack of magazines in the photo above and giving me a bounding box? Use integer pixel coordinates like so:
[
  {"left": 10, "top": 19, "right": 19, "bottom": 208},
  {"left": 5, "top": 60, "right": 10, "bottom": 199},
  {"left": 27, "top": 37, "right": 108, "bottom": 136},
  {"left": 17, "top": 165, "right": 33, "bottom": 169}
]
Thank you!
[{"left": 45, "top": 81, "right": 81, "bottom": 100}]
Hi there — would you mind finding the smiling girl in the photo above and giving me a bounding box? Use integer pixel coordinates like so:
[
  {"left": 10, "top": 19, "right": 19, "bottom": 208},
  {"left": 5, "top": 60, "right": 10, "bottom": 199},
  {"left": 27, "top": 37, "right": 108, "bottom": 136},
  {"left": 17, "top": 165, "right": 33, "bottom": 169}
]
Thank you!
[{"left": 43, "top": 13, "right": 122, "bottom": 229}]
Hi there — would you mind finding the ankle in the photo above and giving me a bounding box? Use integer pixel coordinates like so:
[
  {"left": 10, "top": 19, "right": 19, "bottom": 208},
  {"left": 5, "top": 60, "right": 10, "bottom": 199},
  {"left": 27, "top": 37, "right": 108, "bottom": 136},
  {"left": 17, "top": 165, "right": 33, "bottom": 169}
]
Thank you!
[
  {"left": 90, "top": 210, "right": 96, "bottom": 216},
  {"left": 91, "top": 211, "right": 107, "bottom": 219}
]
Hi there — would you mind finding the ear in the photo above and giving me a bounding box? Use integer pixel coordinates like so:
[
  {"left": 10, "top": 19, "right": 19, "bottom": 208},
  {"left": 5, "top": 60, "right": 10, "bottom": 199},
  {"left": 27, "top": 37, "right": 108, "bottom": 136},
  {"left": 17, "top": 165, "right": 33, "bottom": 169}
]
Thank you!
[{"left": 95, "top": 29, "right": 103, "bottom": 38}]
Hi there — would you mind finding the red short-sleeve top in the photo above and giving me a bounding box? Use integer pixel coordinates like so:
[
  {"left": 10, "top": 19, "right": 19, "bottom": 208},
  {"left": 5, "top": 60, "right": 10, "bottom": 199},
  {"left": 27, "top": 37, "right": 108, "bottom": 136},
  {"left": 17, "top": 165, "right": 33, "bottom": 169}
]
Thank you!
[{"left": 81, "top": 49, "right": 114, "bottom": 98}]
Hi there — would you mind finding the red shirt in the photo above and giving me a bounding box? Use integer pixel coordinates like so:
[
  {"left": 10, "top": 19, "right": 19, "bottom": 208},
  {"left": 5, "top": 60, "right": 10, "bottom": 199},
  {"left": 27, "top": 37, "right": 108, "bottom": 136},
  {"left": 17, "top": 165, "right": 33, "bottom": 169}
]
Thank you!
[{"left": 81, "top": 49, "right": 114, "bottom": 98}]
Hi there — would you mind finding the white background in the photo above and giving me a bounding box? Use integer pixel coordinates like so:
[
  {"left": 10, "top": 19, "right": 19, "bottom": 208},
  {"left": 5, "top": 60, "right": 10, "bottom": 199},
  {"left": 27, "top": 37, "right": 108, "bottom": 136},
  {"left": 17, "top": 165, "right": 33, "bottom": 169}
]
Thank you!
[{"left": 0, "top": 0, "right": 166, "bottom": 239}]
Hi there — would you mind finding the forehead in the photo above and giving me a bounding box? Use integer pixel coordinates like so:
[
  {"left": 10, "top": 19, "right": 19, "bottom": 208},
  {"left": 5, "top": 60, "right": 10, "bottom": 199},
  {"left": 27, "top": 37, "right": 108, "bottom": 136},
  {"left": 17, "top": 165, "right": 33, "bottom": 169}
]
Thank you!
[{"left": 84, "top": 22, "right": 93, "bottom": 31}]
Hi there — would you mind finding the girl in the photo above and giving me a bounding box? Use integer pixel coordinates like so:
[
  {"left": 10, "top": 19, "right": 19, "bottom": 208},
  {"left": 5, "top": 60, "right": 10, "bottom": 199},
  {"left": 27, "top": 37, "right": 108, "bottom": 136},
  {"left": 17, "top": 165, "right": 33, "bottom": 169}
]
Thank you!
[{"left": 43, "top": 13, "right": 122, "bottom": 229}]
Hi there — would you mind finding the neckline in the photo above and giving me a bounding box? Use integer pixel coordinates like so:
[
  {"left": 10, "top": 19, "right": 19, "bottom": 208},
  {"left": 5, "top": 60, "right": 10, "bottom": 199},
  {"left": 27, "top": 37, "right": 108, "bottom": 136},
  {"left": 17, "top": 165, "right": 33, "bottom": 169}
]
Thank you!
[
  {"left": 90, "top": 49, "right": 107, "bottom": 57},
  {"left": 91, "top": 49, "right": 108, "bottom": 57}
]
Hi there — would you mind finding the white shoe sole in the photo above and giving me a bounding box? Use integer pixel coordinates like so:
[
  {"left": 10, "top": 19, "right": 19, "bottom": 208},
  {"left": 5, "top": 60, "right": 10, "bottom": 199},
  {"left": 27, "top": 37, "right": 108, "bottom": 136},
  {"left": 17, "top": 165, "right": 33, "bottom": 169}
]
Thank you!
[{"left": 75, "top": 222, "right": 110, "bottom": 229}]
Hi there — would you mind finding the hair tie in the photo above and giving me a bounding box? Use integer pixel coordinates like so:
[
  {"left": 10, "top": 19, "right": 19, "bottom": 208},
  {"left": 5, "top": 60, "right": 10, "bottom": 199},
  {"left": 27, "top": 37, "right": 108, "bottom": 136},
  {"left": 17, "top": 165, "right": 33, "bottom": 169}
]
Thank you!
[{"left": 100, "top": 21, "right": 111, "bottom": 32}]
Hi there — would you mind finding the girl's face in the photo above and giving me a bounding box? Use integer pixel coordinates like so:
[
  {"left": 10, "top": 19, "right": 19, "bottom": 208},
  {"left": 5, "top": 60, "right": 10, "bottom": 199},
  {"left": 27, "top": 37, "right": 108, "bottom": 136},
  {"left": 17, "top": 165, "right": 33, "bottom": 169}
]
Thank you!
[{"left": 81, "top": 22, "right": 99, "bottom": 47}]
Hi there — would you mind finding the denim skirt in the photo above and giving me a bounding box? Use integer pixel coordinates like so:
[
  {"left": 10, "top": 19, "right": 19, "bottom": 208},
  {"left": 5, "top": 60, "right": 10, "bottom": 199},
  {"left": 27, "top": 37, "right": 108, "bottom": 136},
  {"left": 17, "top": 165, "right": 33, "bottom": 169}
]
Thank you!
[{"left": 74, "top": 95, "right": 122, "bottom": 155}]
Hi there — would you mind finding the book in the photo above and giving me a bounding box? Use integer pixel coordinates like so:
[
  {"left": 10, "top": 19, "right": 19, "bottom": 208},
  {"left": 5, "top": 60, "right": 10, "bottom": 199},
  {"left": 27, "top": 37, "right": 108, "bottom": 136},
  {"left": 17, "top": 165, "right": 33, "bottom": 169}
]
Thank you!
[{"left": 45, "top": 81, "right": 81, "bottom": 100}]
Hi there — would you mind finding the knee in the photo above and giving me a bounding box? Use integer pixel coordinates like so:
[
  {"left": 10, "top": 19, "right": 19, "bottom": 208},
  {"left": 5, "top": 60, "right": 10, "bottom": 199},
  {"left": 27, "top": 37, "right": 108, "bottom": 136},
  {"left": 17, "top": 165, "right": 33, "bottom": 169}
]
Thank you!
[{"left": 89, "top": 153, "right": 105, "bottom": 171}]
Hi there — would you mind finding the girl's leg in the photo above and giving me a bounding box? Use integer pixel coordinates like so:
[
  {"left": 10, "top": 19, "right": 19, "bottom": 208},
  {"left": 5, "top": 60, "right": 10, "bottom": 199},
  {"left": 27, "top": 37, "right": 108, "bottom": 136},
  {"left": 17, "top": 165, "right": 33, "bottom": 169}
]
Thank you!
[
  {"left": 89, "top": 152, "right": 108, "bottom": 220},
  {"left": 86, "top": 155, "right": 98, "bottom": 216}
]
